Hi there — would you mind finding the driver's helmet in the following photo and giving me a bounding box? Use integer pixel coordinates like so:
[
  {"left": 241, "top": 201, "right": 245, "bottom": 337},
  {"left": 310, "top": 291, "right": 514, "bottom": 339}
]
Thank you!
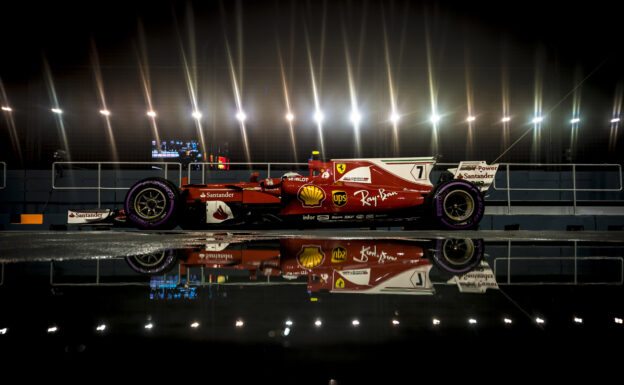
[{"left": 282, "top": 171, "right": 301, "bottom": 179}]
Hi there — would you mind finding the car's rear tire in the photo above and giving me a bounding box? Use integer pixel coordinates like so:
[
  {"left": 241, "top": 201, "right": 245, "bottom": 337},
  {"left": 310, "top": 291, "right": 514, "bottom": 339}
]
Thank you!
[
  {"left": 124, "top": 177, "right": 182, "bottom": 230},
  {"left": 428, "top": 238, "right": 484, "bottom": 275},
  {"left": 431, "top": 180, "right": 484, "bottom": 229}
]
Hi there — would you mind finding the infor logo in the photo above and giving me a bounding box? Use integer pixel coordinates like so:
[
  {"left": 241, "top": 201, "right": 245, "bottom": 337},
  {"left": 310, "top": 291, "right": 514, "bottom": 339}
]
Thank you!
[{"left": 332, "top": 190, "right": 348, "bottom": 207}]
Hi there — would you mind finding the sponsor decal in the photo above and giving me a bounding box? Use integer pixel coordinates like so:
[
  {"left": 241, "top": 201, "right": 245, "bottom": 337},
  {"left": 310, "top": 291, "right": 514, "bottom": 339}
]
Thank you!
[
  {"left": 288, "top": 176, "right": 310, "bottom": 183},
  {"left": 354, "top": 188, "right": 398, "bottom": 207},
  {"left": 332, "top": 190, "right": 348, "bottom": 207},
  {"left": 354, "top": 245, "right": 398, "bottom": 264},
  {"left": 331, "top": 247, "right": 347, "bottom": 263},
  {"left": 335, "top": 278, "right": 346, "bottom": 288},
  {"left": 302, "top": 214, "right": 316, "bottom": 220},
  {"left": 338, "top": 166, "right": 371, "bottom": 183},
  {"left": 67, "top": 209, "right": 111, "bottom": 224},
  {"left": 205, "top": 201, "right": 234, "bottom": 223},
  {"left": 297, "top": 185, "right": 326, "bottom": 207},
  {"left": 198, "top": 253, "right": 234, "bottom": 260},
  {"left": 317, "top": 215, "right": 330, "bottom": 221},
  {"left": 200, "top": 191, "right": 235, "bottom": 199},
  {"left": 336, "top": 163, "right": 347, "bottom": 174},
  {"left": 297, "top": 246, "right": 325, "bottom": 268}
]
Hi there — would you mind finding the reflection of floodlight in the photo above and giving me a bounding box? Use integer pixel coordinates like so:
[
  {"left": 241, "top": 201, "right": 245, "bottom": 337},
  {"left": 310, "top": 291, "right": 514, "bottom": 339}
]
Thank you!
[
  {"left": 432, "top": 318, "right": 440, "bottom": 326},
  {"left": 236, "top": 111, "right": 246, "bottom": 122},
  {"left": 192, "top": 111, "right": 202, "bottom": 119},
  {"left": 147, "top": 111, "right": 156, "bottom": 118},
  {"left": 390, "top": 111, "right": 400, "bottom": 124},
  {"left": 235, "top": 319, "right": 244, "bottom": 327},
  {"left": 611, "top": 117, "right": 620, "bottom": 123},
  {"left": 504, "top": 318, "right": 513, "bottom": 324},
  {"left": 144, "top": 323, "right": 153, "bottom": 329},
  {"left": 190, "top": 322, "right": 200, "bottom": 328},
  {"left": 285, "top": 112, "right": 294, "bottom": 122},
  {"left": 51, "top": 108, "right": 63, "bottom": 114},
  {"left": 467, "top": 116, "right": 476, "bottom": 122},
  {"left": 615, "top": 318, "right": 623, "bottom": 324},
  {"left": 350, "top": 110, "right": 361, "bottom": 125},
  {"left": 1, "top": 106, "right": 12, "bottom": 112},
  {"left": 352, "top": 319, "right": 360, "bottom": 327},
  {"left": 96, "top": 324, "right": 107, "bottom": 332},
  {"left": 314, "top": 319, "right": 322, "bottom": 327},
  {"left": 314, "top": 110, "right": 324, "bottom": 124},
  {"left": 573, "top": 317, "right": 583, "bottom": 324},
  {"left": 430, "top": 114, "right": 440, "bottom": 123},
  {"left": 535, "top": 317, "right": 545, "bottom": 324},
  {"left": 0, "top": 328, "right": 7, "bottom": 334},
  {"left": 47, "top": 326, "right": 58, "bottom": 333},
  {"left": 99, "top": 109, "right": 110, "bottom": 116},
  {"left": 532, "top": 116, "right": 543, "bottom": 124},
  {"left": 392, "top": 319, "right": 400, "bottom": 326},
  {"left": 570, "top": 117, "right": 580, "bottom": 124},
  {"left": 468, "top": 318, "right": 478, "bottom": 325},
  {"left": 285, "top": 320, "right": 293, "bottom": 326}
]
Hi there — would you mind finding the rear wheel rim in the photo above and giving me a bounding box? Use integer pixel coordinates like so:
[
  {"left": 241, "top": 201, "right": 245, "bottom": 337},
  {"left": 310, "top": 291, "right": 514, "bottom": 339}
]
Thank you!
[
  {"left": 442, "top": 190, "right": 474, "bottom": 221},
  {"left": 442, "top": 239, "right": 474, "bottom": 266},
  {"left": 134, "top": 188, "right": 167, "bottom": 220}
]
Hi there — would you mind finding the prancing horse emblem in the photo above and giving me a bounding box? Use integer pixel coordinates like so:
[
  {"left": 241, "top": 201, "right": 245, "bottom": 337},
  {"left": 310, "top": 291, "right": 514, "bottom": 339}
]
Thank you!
[{"left": 336, "top": 163, "right": 346, "bottom": 174}]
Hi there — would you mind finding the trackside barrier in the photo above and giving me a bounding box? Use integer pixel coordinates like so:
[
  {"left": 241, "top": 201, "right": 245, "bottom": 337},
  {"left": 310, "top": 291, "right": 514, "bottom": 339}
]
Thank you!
[
  {"left": 492, "top": 163, "right": 623, "bottom": 214},
  {"left": 0, "top": 161, "right": 6, "bottom": 190},
  {"left": 52, "top": 161, "right": 183, "bottom": 208},
  {"left": 493, "top": 241, "right": 623, "bottom": 285},
  {"left": 438, "top": 162, "right": 623, "bottom": 214},
  {"left": 187, "top": 162, "right": 308, "bottom": 184}
]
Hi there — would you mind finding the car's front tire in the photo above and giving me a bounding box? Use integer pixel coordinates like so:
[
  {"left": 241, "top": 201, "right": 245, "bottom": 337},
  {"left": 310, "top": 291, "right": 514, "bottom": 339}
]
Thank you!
[{"left": 124, "top": 177, "right": 182, "bottom": 230}]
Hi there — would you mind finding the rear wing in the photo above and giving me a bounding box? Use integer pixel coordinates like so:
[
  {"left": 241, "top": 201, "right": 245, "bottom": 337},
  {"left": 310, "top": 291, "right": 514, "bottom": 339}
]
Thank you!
[{"left": 447, "top": 161, "right": 499, "bottom": 192}]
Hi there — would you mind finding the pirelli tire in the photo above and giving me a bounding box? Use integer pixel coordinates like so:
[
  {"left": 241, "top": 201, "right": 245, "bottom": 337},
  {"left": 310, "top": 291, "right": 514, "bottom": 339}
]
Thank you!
[
  {"left": 124, "top": 177, "right": 183, "bottom": 230},
  {"left": 431, "top": 179, "right": 484, "bottom": 230},
  {"left": 125, "top": 249, "right": 178, "bottom": 275},
  {"left": 429, "top": 238, "right": 484, "bottom": 275}
]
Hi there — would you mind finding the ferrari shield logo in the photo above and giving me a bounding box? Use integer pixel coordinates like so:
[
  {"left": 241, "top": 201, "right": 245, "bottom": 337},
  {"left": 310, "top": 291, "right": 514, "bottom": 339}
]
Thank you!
[
  {"left": 335, "top": 278, "right": 345, "bottom": 289},
  {"left": 331, "top": 246, "right": 347, "bottom": 262},
  {"left": 336, "top": 163, "right": 346, "bottom": 174},
  {"left": 332, "top": 191, "right": 348, "bottom": 207}
]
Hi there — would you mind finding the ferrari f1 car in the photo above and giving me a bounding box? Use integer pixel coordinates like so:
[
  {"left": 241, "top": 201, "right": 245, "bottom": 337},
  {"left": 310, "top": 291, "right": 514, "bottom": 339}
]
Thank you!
[{"left": 72, "top": 152, "right": 499, "bottom": 230}]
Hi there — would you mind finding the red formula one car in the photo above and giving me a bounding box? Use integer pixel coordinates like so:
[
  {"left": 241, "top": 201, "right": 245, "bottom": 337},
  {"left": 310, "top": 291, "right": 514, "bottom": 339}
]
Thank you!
[{"left": 109, "top": 152, "right": 498, "bottom": 230}]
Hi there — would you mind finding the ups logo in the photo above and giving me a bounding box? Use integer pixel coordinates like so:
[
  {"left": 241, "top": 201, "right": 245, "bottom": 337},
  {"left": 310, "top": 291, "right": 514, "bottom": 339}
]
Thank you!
[
  {"left": 332, "top": 190, "right": 348, "bottom": 207},
  {"left": 331, "top": 246, "right": 347, "bottom": 263}
]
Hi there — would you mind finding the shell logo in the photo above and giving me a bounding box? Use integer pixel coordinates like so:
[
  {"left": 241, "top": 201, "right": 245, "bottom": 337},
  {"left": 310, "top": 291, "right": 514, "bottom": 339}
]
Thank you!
[
  {"left": 297, "top": 246, "right": 325, "bottom": 268},
  {"left": 297, "top": 185, "right": 326, "bottom": 207}
]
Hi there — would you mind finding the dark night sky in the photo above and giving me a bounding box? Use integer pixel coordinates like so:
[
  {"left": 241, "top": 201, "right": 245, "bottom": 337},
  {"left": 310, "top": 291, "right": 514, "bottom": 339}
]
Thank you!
[{"left": 0, "top": 0, "right": 622, "bottom": 167}]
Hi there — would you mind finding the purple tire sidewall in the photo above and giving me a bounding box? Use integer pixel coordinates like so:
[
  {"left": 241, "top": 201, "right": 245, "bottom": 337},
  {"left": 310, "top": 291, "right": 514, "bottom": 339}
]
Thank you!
[
  {"left": 435, "top": 181, "right": 484, "bottom": 230},
  {"left": 434, "top": 239, "right": 483, "bottom": 274},
  {"left": 125, "top": 249, "right": 176, "bottom": 275},
  {"left": 125, "top": 180, "right": 177, "bottom": 228}
]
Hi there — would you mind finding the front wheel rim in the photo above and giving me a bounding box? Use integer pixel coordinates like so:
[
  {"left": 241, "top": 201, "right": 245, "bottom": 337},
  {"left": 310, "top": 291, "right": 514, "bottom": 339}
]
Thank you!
[
  {"left": 442, "top": 190, "right": 475, "bottom": 221},
  {"left": 134, "top": 188, "right": 167, "bottom": 220}
]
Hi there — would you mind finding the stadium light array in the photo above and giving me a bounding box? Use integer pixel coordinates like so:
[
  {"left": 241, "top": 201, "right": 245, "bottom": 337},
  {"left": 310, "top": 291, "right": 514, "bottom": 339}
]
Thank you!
[
  {"left": 1, "top": 106, "right": 12, "bottom": 112},
  {"left": 430, "top": 114, "right": 440, "bottom": 123},
  {"left": 390, "top": 111, "right": 400, "bottom": 124},
  {"left": 236, "top": 111, "right": 247, "bottom": 122},
  {"left": 314, "top": 110, "right": 324, "bottom": 124},
  {"left": 467, "top": 116, "right": 476, "bottom": 122},
  {"left": 51, "top": 108, "right": 63, "bottom": 114},
  {"left": 146, "top": 111, "right": 156, "bottom": 118},
  {"left": 570, "top": 117, "right": 580, "bottom": 124},
  {"left": 532, "top": 116, "right": 544, "bottom": 124},
  {"left": 192, "top": 111, "right": 202, "bottom": 119},
  {"left": 350, "top": 109, "right": 361, "bottom": 125},
  {"left": 611, "top": 117, "right": 620, "bottom": 123},
  {"left": 99, "top": 109, "right": 111, "bottom": 116},
  {"left": 502, "top": 116, "right": 511, "bottom": 122},
  {"left": 285, "top": 112, "right": 294, "bottom": 122}
]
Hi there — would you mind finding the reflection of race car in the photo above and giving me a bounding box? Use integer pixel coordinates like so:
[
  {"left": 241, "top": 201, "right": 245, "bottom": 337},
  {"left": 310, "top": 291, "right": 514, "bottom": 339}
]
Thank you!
[
  {"left": 116, "top": 152, "right": 498, "bottom": 230},
  {"left": 126, "top": 238, "right": 487, "bottom": 295}
]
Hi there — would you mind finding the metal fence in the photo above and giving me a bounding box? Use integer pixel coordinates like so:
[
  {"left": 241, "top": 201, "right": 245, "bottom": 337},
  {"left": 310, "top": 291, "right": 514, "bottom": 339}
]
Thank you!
[
  {"left": 51, "top": 161, "right": 183, "bottom": 208},
  {"left": 187, "top": 162, "right": 308, "bottom": 184},
  {"left": 44, "top": 160, "right": 624, "bottom": 214}
]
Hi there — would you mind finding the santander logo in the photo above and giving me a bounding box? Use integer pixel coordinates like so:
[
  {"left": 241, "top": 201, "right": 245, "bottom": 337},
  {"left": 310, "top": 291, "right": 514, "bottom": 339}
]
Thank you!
[{"left": 213, "top": 206, "right": 229, "bottom": 220}]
